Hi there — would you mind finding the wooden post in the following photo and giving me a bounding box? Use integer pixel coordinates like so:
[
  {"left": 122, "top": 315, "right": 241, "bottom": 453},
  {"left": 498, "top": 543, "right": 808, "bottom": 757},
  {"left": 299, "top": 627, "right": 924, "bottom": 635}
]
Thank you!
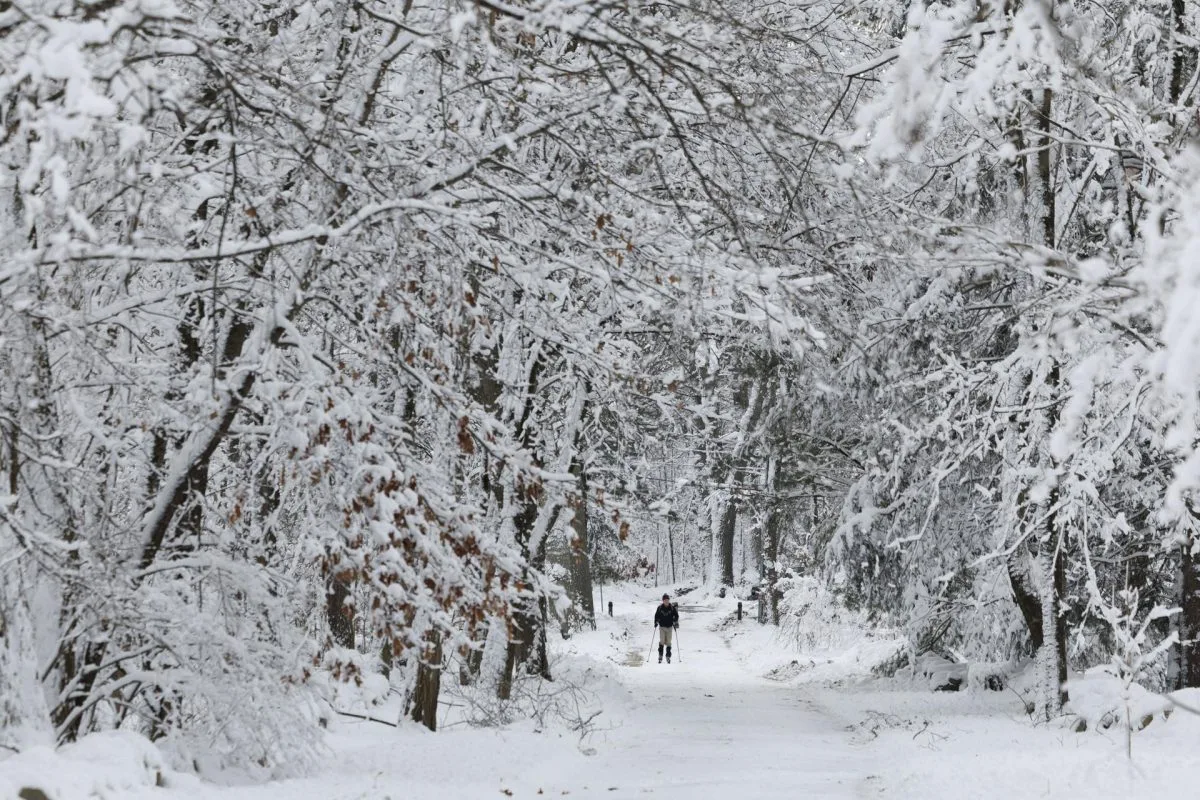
[
  {"left": 608, "top": 601, "right": 613, "bottom": 617},
  {"left": 737, "top": 601, "right": 742, "bottom": 621}
]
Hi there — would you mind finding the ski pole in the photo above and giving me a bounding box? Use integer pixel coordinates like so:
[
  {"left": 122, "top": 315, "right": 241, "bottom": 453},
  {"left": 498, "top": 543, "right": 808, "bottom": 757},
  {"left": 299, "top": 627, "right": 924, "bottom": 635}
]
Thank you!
[
  {"left": 647, "top": 626, "right": 657, "bottom": 664},
  {"left": 675, "top": 628, "right": 682, "bottom": 663}
]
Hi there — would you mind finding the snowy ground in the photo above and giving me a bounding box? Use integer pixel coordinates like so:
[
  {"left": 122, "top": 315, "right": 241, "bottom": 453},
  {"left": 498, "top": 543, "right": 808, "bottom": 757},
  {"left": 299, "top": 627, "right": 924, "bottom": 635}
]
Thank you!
[
  {"left": 713, "top": 589, "right": 1200, "bottom": 800},
  {"left": 546, "top": 586, "right": 859, "bottom": 798},
  {"left": 7, "top": 583, "right": 1200, "bottom": 799}
]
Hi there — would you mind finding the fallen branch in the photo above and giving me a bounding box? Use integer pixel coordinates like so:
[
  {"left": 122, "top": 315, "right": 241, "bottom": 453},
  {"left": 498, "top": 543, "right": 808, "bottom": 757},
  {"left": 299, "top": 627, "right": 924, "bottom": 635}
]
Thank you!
[
  {"left": 1166, "top": 694, "right": 1200, "bottom": 718},
  {"left": 334, "top": 710, "right": 398, "bottom": 727}
]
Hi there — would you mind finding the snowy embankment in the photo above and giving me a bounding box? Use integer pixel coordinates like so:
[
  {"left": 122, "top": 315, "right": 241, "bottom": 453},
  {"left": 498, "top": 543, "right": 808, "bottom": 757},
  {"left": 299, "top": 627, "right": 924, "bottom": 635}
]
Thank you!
[
  {"left": 9, "top": 582, "right": 1200, "bottom": 799},
  {"left": 823, "top": 684, "right": 1200, "bottom": 799},
  {"left": 708, "top": 586, "right": 1200, "bottom": 800}
]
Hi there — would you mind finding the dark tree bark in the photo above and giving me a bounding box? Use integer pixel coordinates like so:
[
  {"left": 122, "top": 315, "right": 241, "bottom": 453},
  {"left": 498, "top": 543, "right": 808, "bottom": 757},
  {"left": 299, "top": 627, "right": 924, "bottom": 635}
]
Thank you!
[
  {"left": 497, "top": 629, "right": 520, "bottom": 702},
  {"left": 566, "top": 448, "right": 596, "bottom": 630},
  {"left": 497, "top": 344, "right": 563, "bottom": 692},
  {"left": 1008, "top": 358, "right": 1068, "bottom": 717},
  {"left": 459, "top": 633, "right": 485, "bottom": 685},
  {"left": 666, "top": 521, "right": 677, "bottom": 584},
  {"left": 762, "top": 455, "right": 788, "bottom": 625},
  {"left": 1176, "top": 505, "right": 1200, "bottom": 689},
  {"left": 716, "top": 493, "right": 738, "bottom": 587},
  {"left": 1007, "top": 547, "right": 1043, "bottom": 651},
  {"left": 326, "top": 574, "right": 355, "bottom": 649},
  {"left": 528, "top": 590, "right": 552, "bottom": 680},
  {"left": 1036, "top": 87, "right": 1055, "bottom": 248},
  {"left": 1050, "top": 529, "right": 1068, "bottom": 706},
  {"left": 1030, "top": 78, "right": 1068, "bottom": 711},
  {"left": 411, "top": 631, "right": 442, "bottom": 731},
  {"left": 1178, "top": 545, "right": 1200, "bottom": 687},
  {"left": 1170, "top": 0, "right": 1195, "bottom": 116},
  {"left": 763, "top": 505, "right": 784, "bottom": 625},
  {"left": 1037, "top": 378, "right": 1069, "bottom": 714},
  {"left": 498, "top": 528, "right": 540, "bottom": 697}
]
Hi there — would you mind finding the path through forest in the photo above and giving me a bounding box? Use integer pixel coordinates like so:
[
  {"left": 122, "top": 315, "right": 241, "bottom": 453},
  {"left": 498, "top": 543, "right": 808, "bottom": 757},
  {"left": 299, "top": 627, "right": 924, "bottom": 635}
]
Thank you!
[
  {"left": 125, "top": 590, "right": 863, "bottom": 799},
  {"left": 538, "top": 590, "right": 861, "bottom": 798}
]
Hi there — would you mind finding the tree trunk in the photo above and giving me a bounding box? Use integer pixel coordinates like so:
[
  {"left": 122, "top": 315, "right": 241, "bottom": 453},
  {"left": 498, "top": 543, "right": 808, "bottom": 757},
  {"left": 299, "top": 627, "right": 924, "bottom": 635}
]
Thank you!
[
  {"left": 566, "top": 451, "right": 596, "bottom": 631},
  {"left": 411, "top": 630, "right": 442, "bottom": 731},
  {"left": 1170, "top": 0, "right": 1195, "bottom": 116},
  {"left": 1035, "top": 543, "right": 1068, "bottom": 719},
  {"left": 497, "top": 590, "right": 548, "bottom": 699},
  {"left": 499, "top": 473, "right": 543, "bottom": 699},
  {"left": 763, "top": 505, "right": 783, "bottom": 625},
  {"left": 1036, "top": 87, "right": 1055, "bottom": 247},
  {"left": 497, "top": 631, "right": 520, "bottom": 702},
  {"left": 1034, "top": 502, "right": 1069, "bottom": 720},
  {"left": 521, "top": 520, "right": 554, "bottom": 681},
  {"left": 1052, "top": 536, "right": 1068, "bottom": 706},
  {"left": 6, "top": 420, "right": 17, "bottom": 499},
  {"left": 326, "top": 574, "right": 355, "bottom": 649},
  {"left": 529, "top": 593, "right": 552, "bottom": 680},
  {"left": 21, "top": 314, "right": 94, "bottom": 743},
  {"left": 762, "top": 456, "right": 785, "bottom": 624},
  {"left": 1176, "top": 511, "right": 1200, "bottom": 688},
  {"left": 667, "top": 522, "right": 677, "bottom": 584},
  {"left": 1007, "top": 547, "right": 1043, "bottom": 652},
  {"left": 1039, "top": 364, "right": 1068, "bottom": 713},
  {"left": 460, "top": 633, "right": 485, "bottom": 685},
  {"left": 1009, "top": 358, "right": 1068, "bottom": 716},
  {"left": 711, "top": 372, "right": 769, "bottom": 588},
  {"left": 496, "top": 343, "right": 558, "bottom": 693},
  {"left": 716, "top": 491, "right": 737, "bottom": 587}
]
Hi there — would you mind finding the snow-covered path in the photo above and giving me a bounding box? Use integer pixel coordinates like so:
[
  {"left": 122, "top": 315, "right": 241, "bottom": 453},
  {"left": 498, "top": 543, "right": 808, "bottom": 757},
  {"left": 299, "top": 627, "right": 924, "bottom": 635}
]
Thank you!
[
  {"left": 44, "top": 588, "right": 861, "bottom": 800},
  {"left": 541, "top": 592, "right": 860, "bottom": 799},
  {"left": 21, "top": 586, "right": 1200, "bottom": 800}
]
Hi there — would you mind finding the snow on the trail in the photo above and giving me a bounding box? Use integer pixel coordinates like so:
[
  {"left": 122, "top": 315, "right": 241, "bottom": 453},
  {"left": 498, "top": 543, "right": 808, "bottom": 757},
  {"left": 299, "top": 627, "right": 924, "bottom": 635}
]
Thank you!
[
  {"left": 17, "top": 582, "right": 1200, "bottom": 800},
  {"left": 825, "top": 681, "right": 1200, "bottom": 800},
  {"left": 545, "top": 585, "right": 859, "bottom": 799},
  {"left": 0, "top": 583, "right": 862, "bottom": 799}
]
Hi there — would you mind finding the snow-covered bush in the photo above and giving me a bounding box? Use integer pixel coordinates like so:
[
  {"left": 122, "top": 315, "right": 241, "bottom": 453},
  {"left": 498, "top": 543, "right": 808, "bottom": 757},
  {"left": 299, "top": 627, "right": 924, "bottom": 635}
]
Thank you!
[
  {"left": 441, "top": 652, "right": 613, "bottom": 736},
  {"left": 0, "top": 731, "right": 184, "bottom": 798},
  {"left": 778, "top": 573, "right": 876, "bottom": 654},
  {"left": 1066, "top": 665, "right": 1172, "bottom": 736}
]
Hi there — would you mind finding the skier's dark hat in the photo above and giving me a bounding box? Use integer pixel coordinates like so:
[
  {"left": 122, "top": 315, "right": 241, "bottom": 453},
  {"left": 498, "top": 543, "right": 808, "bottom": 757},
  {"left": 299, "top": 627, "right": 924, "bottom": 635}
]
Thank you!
[{"left": 662, "top": 593, "right": 670, "bottom": 600}]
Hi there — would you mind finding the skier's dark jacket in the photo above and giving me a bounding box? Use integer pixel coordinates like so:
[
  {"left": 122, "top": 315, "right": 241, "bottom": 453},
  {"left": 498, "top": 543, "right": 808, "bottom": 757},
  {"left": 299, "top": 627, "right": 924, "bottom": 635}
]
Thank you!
[{"left": 654, "top": 603, "right": 679, "bottom": 629}]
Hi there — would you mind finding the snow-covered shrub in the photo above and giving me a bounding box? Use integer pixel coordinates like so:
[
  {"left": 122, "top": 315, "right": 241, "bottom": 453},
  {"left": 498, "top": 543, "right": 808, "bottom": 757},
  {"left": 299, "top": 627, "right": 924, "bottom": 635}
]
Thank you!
[
  {"left": 1071, "top": 553, "right": 1180, "bottom": 754},
  {"left": 1066, "top": 665, "right": 1172, "bottom": 735},
  {"left": 778, "top": 573, "right": 874, "bottom": 653},
  {"left": 127, "top": 615, "right": 325, "bottom": 777},
  {"left": 441, "top": 651, "right": 612, "bottom": 736},
  {"left": 312, "top": 647, "right": 392, "bottom": 713},
  {"left": 909, "top": 652, "right": 965, "bottom": 690},
  {"left": 0, "top": 731, "right": 179, "bottom": 798},
  {"left": 966, "top": 659, "right": 1025, "bottom": 692}
]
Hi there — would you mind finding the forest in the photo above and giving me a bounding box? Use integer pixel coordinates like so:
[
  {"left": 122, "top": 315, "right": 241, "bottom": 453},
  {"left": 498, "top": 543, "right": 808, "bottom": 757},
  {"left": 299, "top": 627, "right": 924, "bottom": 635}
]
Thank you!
[{"left": 4, "top": 0, "right": 1200, "bottom": 779}]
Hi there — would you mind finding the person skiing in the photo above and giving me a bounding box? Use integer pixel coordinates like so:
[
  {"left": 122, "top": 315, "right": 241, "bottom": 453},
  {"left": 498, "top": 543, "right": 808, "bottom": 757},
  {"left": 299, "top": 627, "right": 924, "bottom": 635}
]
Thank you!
[{"left": 654, "top": 593, "right": 679, "bottom": 663}]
